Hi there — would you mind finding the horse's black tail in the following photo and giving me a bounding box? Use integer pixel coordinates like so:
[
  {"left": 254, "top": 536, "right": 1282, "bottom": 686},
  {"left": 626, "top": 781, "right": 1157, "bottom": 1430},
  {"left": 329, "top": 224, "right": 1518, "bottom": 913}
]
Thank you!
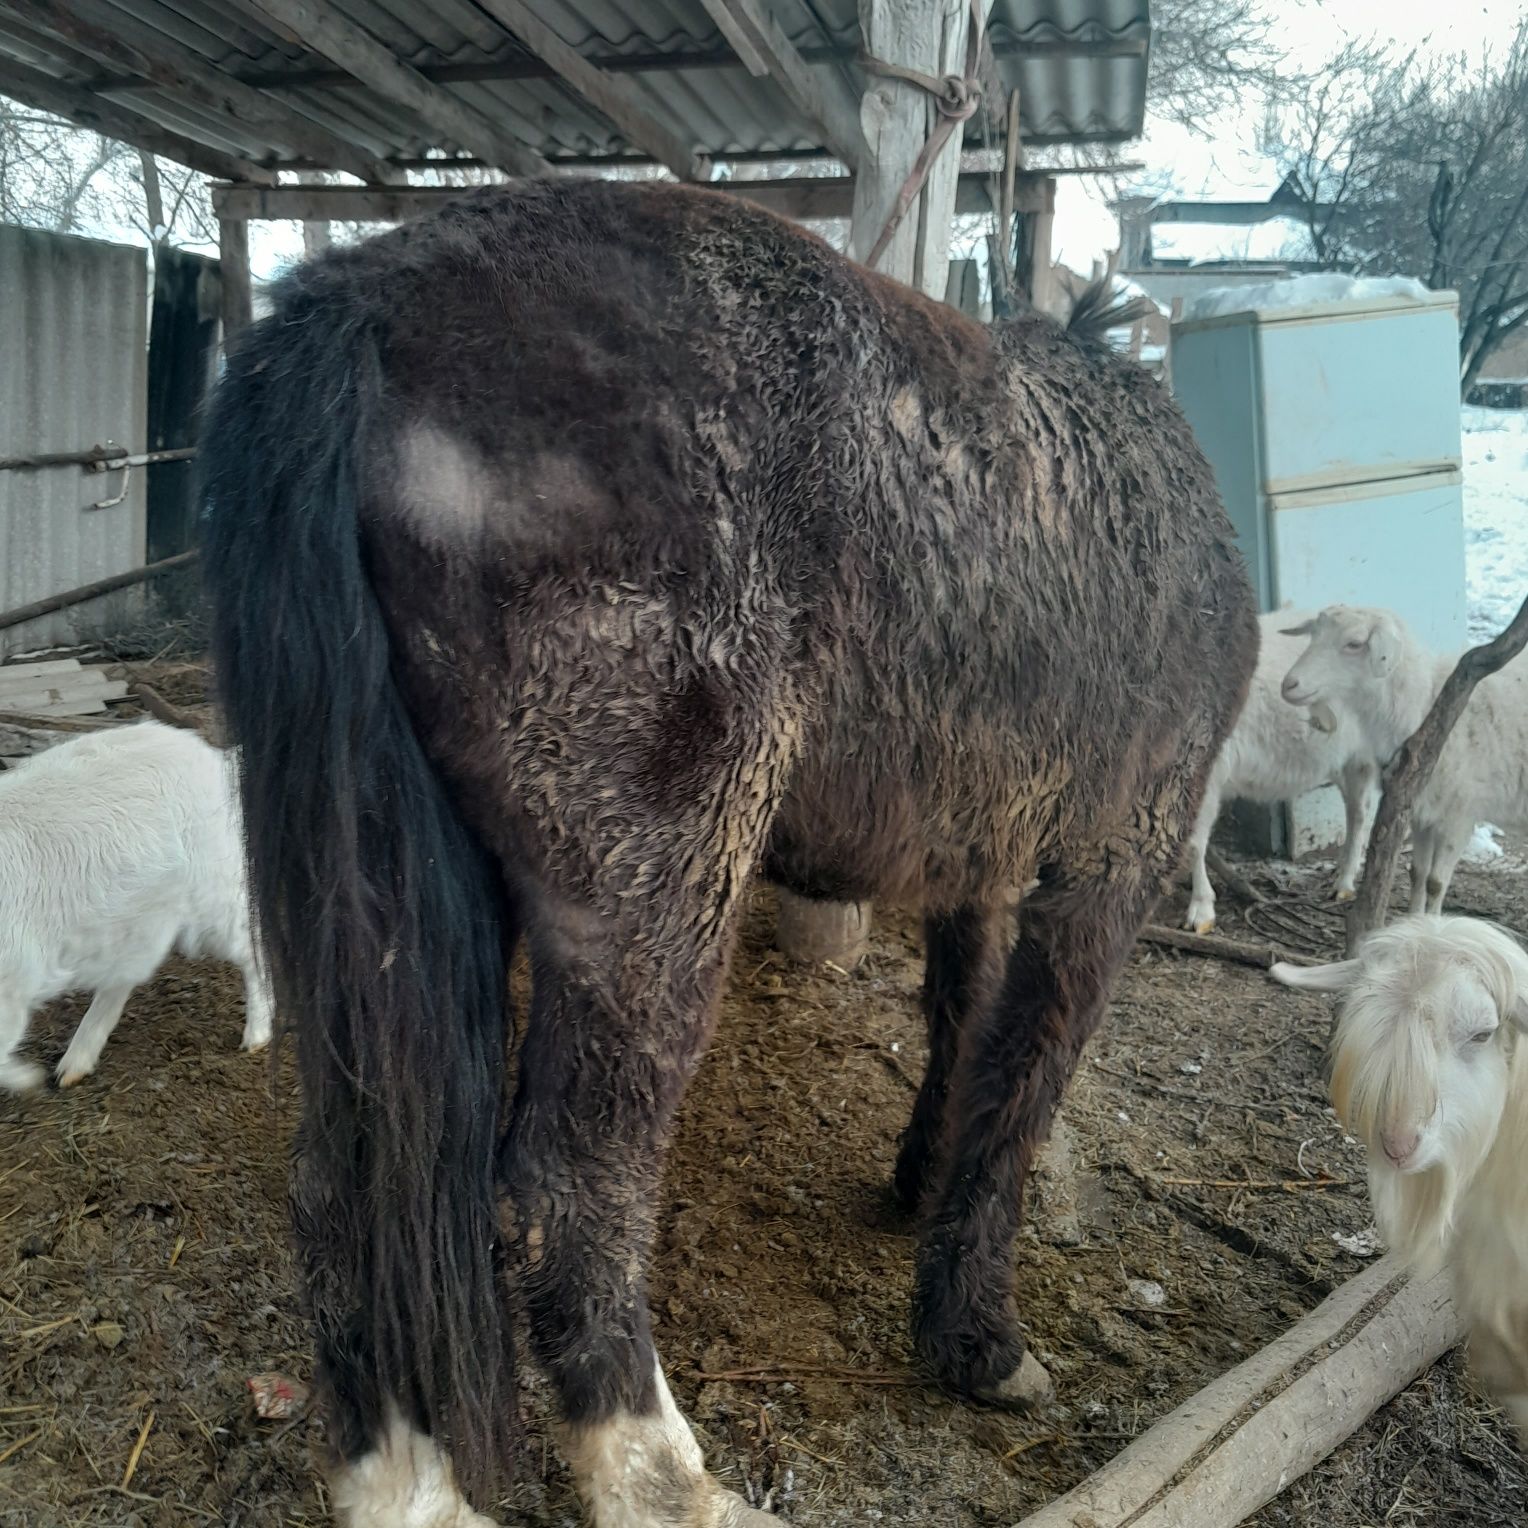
[{"left": 199, "top": 274, "right": 513, "bottom": 1501}]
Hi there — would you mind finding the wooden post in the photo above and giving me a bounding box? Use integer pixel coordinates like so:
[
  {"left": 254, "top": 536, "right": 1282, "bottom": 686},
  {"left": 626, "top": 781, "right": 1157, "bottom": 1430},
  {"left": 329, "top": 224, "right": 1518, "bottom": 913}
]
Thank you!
[
  {"left": 849, "top": 0, "right": 988, "bottom": 297},
  {"left": 298, "top": 172, "right": 332, "bottom": 259},
  {"left": 218, "top": 215, "right": 253, "bottom": 340},
  {"left": 1346, "top": 593, "right": 1528, "bottom": 952},
  {"left": 1015, "top": 174, "right": 1056, "bottom": 313}
]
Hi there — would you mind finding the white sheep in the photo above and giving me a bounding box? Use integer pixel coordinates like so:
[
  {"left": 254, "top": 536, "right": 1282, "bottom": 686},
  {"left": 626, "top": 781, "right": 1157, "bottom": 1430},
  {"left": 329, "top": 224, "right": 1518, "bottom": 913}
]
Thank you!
[
  {"left": 1183, "top": 610, "right": 1381, "bottom": 933},
  {"left": 0, "top": 720, "right": 271, "bottom": 1091},
  {"left": 1271, "top": 915, "right": 1528, "bottom": 1442},
  {"left": 1281, "top": 604, "right": 1528, "bottom": 913}
]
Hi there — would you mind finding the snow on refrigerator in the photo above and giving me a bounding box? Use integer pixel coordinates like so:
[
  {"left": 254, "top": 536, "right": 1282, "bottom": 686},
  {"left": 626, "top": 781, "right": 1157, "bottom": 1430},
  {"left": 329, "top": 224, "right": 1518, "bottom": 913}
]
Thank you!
[{"left": 1171, "top": 278, "right": 1467, "bottom": 858}]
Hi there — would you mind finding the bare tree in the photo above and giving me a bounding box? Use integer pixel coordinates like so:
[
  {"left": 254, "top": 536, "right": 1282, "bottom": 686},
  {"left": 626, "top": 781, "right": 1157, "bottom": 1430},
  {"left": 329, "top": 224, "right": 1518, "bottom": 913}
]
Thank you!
[
  {"left": 1149, "top": 0, "right": 1289, "bottom": 129},
  {"left": 0, "top": 99, "right": 126, "bottom": 232},
  {"left": 1259, "top": 40, "right": 1411, "bottom": 268},
  {"left": 1264, "top": 22, "right": 1528, "bottom": 391},
  {"left": 1, "top": 95, "right": 218, "bottom": 252}
]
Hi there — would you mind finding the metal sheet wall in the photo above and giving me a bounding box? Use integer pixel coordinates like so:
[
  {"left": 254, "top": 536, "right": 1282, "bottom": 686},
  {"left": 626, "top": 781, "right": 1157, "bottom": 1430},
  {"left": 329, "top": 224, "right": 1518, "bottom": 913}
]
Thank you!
[{"left": 0, "top": 226, "right": 149, "bottom": 657}]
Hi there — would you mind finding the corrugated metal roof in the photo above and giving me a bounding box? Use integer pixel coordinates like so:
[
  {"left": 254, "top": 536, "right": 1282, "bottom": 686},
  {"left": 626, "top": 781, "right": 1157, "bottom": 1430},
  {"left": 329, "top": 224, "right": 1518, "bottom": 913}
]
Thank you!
[{"left": 0, "top": 0, "right": 1147, "bottom": 174}]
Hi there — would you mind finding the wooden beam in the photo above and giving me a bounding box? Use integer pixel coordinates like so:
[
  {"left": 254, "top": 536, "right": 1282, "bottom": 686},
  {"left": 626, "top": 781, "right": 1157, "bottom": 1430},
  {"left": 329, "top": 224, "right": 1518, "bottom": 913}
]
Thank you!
[
  {"left": 1150, "top": 199, "right": 1338, "bottom": 226},
  {"left": 694, "top": 0, "right": 864, "bottom": 168},
  {"left": 211, "top": 173, "right": 1044, "bottom": 225},
  {"left": 241, "top": 0, "right": 550, "bottom": 177},
  {"left": 471, "top": 0, "right": 707, "bottom": 181},
  {"left": 1017, "top": 1257, "right": 1462, "bottom": 1528},
  {"left": 0, "top": 56, "right": 272, "bottom": 183},
  {"left": 218, "top": 217, "right": 252, "bottom": 337},
  {"left": 80, "top": 36, "right": 1145, "bottom": 97},
  {"left": 3, "top": 0, "right": 396, "bottom": 184}
]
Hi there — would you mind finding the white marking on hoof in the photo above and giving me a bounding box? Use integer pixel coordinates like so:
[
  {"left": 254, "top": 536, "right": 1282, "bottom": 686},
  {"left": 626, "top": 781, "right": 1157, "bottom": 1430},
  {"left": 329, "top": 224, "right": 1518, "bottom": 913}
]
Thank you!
[
  {"left": 563, "top": 1361, "right": 775, "bottom": 1527},
  {"left": 0, "top": 1059, "right": 45, "bottom": 1093},
  {"left": 330, "top": 1408, "right": 501, "bottom": 1528},
  {"left": 976, "top": 1350, "right": 1054, "bottom": 1410}
]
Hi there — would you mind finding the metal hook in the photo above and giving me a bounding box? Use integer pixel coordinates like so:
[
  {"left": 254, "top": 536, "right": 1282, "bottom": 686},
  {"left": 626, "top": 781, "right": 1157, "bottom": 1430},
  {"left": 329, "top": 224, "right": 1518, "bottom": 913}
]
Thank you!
[{"left": 91, "top": 459, "right": 130, "bottom": 510}]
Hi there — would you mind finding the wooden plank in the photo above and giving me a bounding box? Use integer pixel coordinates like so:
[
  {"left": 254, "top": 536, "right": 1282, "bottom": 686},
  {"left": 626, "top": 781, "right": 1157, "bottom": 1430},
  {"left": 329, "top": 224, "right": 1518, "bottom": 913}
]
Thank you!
[
  {"left": 0, "top": 56, "right": 272, "bottom": 184},
  {"left": 0, "top": 658, "right": 83, "bottom": 682},
  {"left": 0, "top": 666, "right": 111, "bottom": 697},
  {"left": 242, "top": 0, "right": 549, "bottom": 177},
  {"left": 694, "top": 0, "right": 864, "bottom": 167},
  {"left": 0, "top": 676, "right": 110, "bottom": 704},
  {"left": 472, "top": 0, "right": 707, "bottom": 181},
  {"left": 212, "top": 173, "right": 1035, "bottom": 225},
  {"left": 4, "top": 0, "right": 396, "bottom": 183},
  {"left": 0, "top": 685, "right": 123, "bottom": 715}
]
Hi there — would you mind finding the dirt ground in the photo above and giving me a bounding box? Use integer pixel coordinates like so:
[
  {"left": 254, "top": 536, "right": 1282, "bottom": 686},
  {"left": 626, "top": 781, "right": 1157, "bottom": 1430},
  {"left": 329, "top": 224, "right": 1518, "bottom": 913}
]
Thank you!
[{"left": 3, "top": 661, "right": 1527, "bottom": 1528}]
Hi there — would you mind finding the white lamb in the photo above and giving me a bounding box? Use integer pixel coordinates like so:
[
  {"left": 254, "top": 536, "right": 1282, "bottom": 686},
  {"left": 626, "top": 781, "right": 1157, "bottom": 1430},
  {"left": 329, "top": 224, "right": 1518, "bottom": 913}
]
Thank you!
[
  {"left": 1183, "top": 609, "right": 1381, "bottom": 933},
  {"left": 0, "top": 720, "right": 272, "bottom": 1091},
  {"left": 1281, "top": 604, "right": 1528, "bottom": 914},
  {"left": 1272, "top": 916, "right": 1528, "bottom": 1442}
]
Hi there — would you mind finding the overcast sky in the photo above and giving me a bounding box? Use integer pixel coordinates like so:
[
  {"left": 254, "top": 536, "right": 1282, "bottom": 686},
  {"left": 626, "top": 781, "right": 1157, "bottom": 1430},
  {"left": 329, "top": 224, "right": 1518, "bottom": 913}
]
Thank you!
[{"left": 1052, "top": 0, "right": 1527, "bottom": 267}]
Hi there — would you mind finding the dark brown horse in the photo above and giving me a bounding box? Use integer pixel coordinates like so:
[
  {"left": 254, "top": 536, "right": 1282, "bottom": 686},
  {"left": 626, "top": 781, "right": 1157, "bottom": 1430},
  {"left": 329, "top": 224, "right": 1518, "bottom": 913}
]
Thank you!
[{"left": 201, "top": 178, "right": 1256, "bottom": 1527}]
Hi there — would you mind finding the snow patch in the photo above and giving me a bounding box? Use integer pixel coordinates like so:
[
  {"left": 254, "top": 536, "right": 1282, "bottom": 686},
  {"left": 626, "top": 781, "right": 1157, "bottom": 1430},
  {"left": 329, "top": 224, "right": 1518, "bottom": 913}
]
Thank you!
[
  {"left": 1463, "top": 823, "right": 1505, "bottom": 864},
  {"left": 1462, "top": 405, "right": 1528, "bottom": 645},
  {"left": 1182, "top": 273, "right": 1435, "bottom": 322}
]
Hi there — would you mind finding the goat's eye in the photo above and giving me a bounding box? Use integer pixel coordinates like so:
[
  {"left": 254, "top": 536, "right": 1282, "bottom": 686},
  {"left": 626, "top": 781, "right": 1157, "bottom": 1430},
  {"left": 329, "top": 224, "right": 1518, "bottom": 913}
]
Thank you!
[
  {"left": 1342, "top": 640, "right": 1367, "bottom": 655},
  {"left": 1468, "top": 1029, "right": 1495, "bottom": 1045}
]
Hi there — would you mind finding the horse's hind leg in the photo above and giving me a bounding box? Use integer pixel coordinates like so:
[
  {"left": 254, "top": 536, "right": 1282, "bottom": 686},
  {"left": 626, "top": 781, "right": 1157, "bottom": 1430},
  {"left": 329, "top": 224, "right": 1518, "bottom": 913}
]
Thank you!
[
  {"left": 913, "top": 875, "right": 1155, "bottom": 1404},
  {"left": 893, "top": 904, "right": 1005, "bottom": 1213},
  {"left": 501, "top": 726, "right": 793, "bottom": 1528}
]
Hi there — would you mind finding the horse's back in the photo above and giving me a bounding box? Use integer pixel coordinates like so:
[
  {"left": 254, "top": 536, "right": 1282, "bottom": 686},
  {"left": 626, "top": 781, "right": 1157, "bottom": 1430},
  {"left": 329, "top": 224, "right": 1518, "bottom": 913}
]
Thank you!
[{"left": 259, "top": 178, "right": 1253, "bottom": 906}]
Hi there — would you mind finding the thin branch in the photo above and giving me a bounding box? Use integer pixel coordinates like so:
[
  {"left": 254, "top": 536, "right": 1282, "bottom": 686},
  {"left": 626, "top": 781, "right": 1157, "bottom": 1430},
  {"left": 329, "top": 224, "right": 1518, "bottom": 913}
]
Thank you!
[{"left": 1348, "top": 596, "right": 1528, "bottom": 949}]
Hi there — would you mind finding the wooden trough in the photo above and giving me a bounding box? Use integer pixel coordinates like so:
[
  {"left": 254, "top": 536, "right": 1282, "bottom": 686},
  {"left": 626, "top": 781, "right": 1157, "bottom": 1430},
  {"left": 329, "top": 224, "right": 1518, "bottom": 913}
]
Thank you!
[{"left": 1017, "top": 1256, "right": 1463, "bottom": 1528}]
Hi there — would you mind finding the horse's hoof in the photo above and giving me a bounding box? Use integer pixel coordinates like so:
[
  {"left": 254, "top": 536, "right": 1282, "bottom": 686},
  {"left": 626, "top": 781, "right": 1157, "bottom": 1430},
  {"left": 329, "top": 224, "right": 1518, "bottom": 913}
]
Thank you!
[{"left": 970, "top": 1350, "right": 1054, "bottom": 1411}]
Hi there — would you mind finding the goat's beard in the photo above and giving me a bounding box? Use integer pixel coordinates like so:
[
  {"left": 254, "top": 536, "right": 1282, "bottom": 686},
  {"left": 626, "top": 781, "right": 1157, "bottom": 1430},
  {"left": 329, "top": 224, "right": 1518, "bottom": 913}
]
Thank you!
[{"left": 1368, "top": 1118, "right": 1496, "bottom": 1276}]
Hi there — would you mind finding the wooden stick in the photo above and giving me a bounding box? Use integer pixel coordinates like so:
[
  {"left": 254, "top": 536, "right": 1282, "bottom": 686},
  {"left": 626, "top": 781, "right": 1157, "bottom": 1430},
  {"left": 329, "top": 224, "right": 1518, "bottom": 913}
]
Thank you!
[
  {"left": 1347, "top": 594, "right": 1528, "bottom": 952},
  {"left": 1204, "top": 846, "right": 1264, "bottom": 907},
  {"left": 129, "top": 681, "right": 202, "bottom": 733},
  {"left": 0, "top": 551, "right": 198, "bottom": 633},
  {"left": 1136, "top": 924, "right": 1318, "bottom": 969},
  {"left": 1015, "top": 1256, "right": 1461, "bottom": 1528}
]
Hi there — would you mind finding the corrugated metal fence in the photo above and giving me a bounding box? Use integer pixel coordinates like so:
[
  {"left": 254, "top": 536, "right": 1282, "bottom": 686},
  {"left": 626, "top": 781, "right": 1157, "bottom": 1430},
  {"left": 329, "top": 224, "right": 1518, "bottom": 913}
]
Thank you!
[{"left": 0, "top": 226, "right": 148, "bottom": 657}]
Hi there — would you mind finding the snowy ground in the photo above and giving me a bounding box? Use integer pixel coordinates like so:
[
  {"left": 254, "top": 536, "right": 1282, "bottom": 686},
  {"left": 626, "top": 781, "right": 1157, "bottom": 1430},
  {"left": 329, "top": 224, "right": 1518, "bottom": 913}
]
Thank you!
[
  {"left": 1462, "top": 405, "right": 1528, "bottom": 645},
  {"left": 1460, "top": 405, "right": 1527, "bottom": 863}
]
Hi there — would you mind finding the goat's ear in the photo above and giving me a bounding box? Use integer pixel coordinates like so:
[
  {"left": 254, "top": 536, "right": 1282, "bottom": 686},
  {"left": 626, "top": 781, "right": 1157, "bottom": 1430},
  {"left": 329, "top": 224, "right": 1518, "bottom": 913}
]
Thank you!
[
  {"left": 1279, "top": 619, "right": 1316, "bottom": 637},
  {"left": 1270, "top": 958, "right": 1360, "bottom": 993},
  {"left": 1366, "top": 621, "right": 1401, "bottom": 672}
]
